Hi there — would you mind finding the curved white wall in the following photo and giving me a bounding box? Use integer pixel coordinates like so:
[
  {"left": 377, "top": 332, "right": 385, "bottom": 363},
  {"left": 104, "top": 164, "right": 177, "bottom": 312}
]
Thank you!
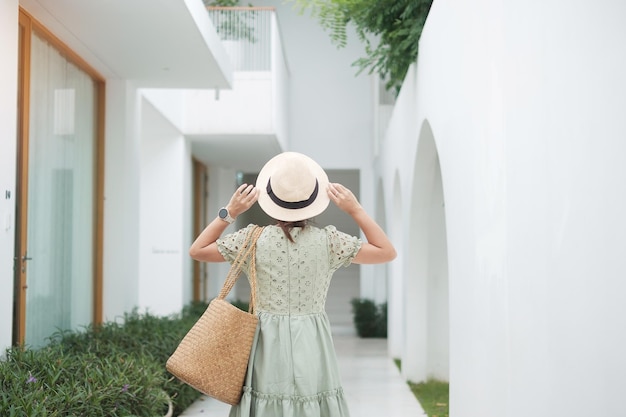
[
  {"left": 402, "top": 121, "right": 449, "bottom": 383},
  {"left": 381, "top": 1, "right": 626, "bottom": 416},
  {"left": 424, "top": 154, "right": 449, "bottom": 382},
  {"left": 387, "top": 171, "right": 405, "bottom": 358}
]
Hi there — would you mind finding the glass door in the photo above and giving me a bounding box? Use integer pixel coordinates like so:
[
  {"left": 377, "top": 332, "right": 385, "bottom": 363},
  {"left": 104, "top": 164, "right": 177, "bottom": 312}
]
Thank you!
[{"left": 15, "top": 10, "right": 104, "bottom": 347}]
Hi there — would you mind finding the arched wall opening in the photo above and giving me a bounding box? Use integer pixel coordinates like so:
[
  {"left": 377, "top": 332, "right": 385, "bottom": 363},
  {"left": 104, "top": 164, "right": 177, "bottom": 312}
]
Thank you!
[
  {"left": 403, "top": 120, "right": 450, "bottom": 383},
  {"left": 387, "top": 171, "right": 405, "bottom": 358}
]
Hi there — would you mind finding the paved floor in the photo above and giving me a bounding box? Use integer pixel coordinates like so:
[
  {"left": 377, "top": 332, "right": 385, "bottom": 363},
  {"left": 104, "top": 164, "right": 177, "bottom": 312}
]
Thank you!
[{"left": 180, "top": 334, "right": 427, "bottom": 416}]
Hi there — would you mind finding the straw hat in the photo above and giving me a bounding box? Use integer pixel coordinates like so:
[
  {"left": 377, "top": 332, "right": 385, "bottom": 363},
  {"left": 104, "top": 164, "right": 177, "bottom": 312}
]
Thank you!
[{"left": 256, "top": 152, "right": 330, "bottom": 222}]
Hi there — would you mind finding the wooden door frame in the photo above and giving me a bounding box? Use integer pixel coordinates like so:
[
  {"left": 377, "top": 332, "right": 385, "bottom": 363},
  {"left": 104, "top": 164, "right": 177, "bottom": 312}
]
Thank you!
[
  {"left": 14, "top": 11, "right": 32, "bottom": 345},
  {"left": 14, "top": 8, "right": 106, "bottom": 344},
  {"left": 192, "top": 159, "right": 208, "bottom": 302}
]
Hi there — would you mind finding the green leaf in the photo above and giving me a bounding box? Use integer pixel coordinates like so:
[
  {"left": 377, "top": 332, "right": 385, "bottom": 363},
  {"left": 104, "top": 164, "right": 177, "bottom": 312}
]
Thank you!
[{"left": 292, "top": 0, "right": 433, "bottom": 92}]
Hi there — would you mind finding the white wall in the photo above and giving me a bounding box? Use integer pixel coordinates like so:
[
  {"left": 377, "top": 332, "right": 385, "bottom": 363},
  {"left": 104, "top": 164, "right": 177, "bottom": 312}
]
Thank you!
[
  {"left": 102, "top": 80, "right": 142, "bottom": 320},
  {"left": 137, "top": 96, "right": 191, "bottom": 316},
  {"left": 0, "top": 0, "right": 19, "bottom": 352},
  {"left": 382, "top": 65, "right": 420, "bottom": 359},
  {"left": 382, "top": 1, "right": 626, "bottom": 416},
  {"left": 103, "top": 85, "right": 195, "bottom": 320},
  {"left": 500, "top": 3, "right": 626, "bottom": 416},
  {"left": 183, "top": 73, "right": 274, "bottom": 134},
  {"left": 402, "top": 121, "right": 449, "bottom": 382},
  {"left": 141, "top": 89, "right": 187, "bottom": 132},
  {"left": 271, "top": 12, "right": 289, "bottom": 152},
  {"left": 264, "top": 4, "right": 374, "bottom": 170},
  {"left": 387, "top": 172, "right": 405, "bottom": 358}
]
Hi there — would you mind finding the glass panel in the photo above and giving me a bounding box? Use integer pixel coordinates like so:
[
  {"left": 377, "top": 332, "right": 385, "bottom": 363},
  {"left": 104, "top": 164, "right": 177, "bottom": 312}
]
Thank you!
[{"left": 25, "top": 31, "right": 96, "bottom": 347}]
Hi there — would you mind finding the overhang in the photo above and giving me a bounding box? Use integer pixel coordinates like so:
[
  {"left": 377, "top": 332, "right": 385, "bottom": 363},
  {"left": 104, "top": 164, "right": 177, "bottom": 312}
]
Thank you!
[
  {"left": 20, "top": 0, "right": 233, "bottom": 89},
  {"left": 190, "top": 134, "right": 283, "bottom": 173}
]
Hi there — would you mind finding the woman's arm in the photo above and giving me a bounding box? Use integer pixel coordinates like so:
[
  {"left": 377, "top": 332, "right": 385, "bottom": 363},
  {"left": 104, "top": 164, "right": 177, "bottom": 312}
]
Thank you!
[
  {"left": 189, "top": 183, "right": 259, "bottom": 262},
  {"left": 327, "top": 183, "right": 396, "bottom": 264}
]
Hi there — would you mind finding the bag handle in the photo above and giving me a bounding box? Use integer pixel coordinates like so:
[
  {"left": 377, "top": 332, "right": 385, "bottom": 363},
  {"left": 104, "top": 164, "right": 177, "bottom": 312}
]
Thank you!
[{"left": 216, "top": 226, "right": 264, "bottom": 314}]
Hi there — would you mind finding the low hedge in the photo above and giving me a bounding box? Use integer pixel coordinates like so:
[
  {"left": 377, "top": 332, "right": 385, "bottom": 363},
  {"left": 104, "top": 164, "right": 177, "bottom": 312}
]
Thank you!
[
  {"left": 351, "top": 298, "right": 388, "bottom": 338},
  {"left": 0, "top": 301, "right": 212, "bottom": 416},
  {"left": 0, "top": 344, "right": 168, "bottom": 416}
]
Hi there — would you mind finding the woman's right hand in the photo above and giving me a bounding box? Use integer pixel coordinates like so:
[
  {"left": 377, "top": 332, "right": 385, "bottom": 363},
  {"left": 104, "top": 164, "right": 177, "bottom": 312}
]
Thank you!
[{"left": 226, "top": 183, "right": 259, "bottom": 218}]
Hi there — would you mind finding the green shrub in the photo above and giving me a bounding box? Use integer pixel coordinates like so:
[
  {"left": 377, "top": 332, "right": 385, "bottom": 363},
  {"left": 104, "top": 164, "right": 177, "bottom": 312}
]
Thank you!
[
  {"left": 0, "top": 344, "right": 169, "bottom": 416},
  {"left": 1, "top": 302, "right": 211, "bottom": 416},
  {"left": 350, "top": 298, "right": 387, "bottom": 338}
]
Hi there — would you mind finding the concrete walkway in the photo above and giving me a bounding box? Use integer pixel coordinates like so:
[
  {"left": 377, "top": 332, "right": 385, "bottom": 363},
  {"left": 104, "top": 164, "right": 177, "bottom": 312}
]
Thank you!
[{"left": 180, "top": 334, "right": 427, "bottom": 416}]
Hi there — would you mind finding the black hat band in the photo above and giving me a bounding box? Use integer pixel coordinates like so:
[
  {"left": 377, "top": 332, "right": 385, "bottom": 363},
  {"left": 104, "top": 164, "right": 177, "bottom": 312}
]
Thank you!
[{"left": 266, "top": 178, "right": 319, "bottom": 210}]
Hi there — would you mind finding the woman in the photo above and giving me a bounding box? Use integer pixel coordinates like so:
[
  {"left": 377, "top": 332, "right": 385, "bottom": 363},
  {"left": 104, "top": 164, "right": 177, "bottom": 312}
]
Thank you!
[{"left": 189, "top": 152, "right": 396, "bottom": 417}]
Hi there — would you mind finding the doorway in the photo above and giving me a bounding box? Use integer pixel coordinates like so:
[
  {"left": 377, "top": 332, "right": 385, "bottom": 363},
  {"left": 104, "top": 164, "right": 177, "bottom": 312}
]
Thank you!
[{"left": 192, "top": 159, "right": 209, "bottom": 302}]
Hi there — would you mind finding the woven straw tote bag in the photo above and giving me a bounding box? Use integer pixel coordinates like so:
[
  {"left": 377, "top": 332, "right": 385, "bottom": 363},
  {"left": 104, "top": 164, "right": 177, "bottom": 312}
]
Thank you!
[{"left": 166, "top": 226, "right": 264, "bottom": 405}]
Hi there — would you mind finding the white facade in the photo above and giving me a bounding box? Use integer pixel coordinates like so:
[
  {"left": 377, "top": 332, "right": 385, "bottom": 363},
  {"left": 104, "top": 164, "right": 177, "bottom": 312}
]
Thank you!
[{"left": 382, "top": 1, "right": 626, "bottom": 416}]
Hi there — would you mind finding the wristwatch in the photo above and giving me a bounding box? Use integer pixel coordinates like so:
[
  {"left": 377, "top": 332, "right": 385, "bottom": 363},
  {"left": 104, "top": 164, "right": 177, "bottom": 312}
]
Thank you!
[{"left": 218, "top": 207, "right": 235, "bottom": 224}]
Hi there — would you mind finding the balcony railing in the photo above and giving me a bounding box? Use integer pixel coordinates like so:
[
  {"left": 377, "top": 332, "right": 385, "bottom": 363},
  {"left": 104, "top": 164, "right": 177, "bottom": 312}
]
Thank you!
[
  {"left": 182, "top": 6, "right": 289, "bottom": 153},
  {"left": 208, "top": 7, "right": 279, "bottom": 72}
]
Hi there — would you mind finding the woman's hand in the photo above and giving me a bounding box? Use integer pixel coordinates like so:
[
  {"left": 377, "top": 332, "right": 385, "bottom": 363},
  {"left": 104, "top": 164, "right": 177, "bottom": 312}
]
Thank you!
[
  {"left": 189, "top": 183, "right": 259, "bottom": 263},
  {"left": 327, "top": 182, "right": 396, "bottom": 264},
  {"left": 327, "top": 183, "right": 363, "bottom": 215},
  {"left": 226, "top": 183, "right": 260, "bottom": 218}
]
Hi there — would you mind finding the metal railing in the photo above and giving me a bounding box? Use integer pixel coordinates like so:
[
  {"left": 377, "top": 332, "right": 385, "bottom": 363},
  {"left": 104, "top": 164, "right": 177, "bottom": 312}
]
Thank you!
[{"left": 207, "top": 7, "right": 277, "bottom": 71}]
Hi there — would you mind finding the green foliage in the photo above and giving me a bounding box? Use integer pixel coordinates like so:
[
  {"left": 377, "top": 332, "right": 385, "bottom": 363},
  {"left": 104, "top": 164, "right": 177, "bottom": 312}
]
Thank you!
[
  {"left": 350, "top": 298, "right": 387, "bottom": 338},
  {"left": 292, "top": 0, "right": 433, "bottom": 92},
  {"left": 204, "top": 0, "right": 239, "bottom": 6},
  {"left": 408, "top": 379, "right": 449, "bottom": 417},
  {"left": 0, "top": 303, "right": 210, "bottom": 416},
  {"left": 394, "top": 359, "right": 449, "bottom": 417},
  {"left": 0, "top": 344, "right": 168, "bottom": 416},
  {"left": 231, "top": 299, "right": 250, "bottom": 312},
  {"left": 204, "top": 0, "right": 258, "bottom": 43}
]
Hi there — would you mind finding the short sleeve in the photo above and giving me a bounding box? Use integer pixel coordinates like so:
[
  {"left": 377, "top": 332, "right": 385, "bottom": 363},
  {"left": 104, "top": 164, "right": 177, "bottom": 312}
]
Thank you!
[
  {"left": 325, "top": 225, "right": 362, "bottom": 270},
  {"left": 216, "top": 224, "right": 257, "bottom": 264}
]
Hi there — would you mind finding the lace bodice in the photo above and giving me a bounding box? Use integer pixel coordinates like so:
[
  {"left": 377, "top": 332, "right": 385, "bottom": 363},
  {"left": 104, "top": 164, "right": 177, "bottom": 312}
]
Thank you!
[{"left": 217, "top": 224, "right": 361, "bottom": 315}]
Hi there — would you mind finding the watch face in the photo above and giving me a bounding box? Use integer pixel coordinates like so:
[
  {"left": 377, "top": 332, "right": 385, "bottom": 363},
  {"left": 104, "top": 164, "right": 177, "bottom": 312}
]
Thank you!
[{"left": 218, "top": 208, "right": 228, "bottom": 219}]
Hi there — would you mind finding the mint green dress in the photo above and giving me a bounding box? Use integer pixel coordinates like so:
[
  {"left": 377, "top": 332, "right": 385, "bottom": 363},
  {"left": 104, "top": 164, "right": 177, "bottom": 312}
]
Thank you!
[{"left": 217, "top": 224, "right": 362, "bottom": 417}]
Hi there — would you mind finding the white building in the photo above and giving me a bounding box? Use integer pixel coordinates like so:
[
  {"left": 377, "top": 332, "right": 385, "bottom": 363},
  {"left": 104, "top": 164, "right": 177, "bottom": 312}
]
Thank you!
[
  {"left": 0, "top": 0, "right": 379, "bottom": 352},
  {"left": 381, "top": 1, "right": 626, "bottom": 417},
  {"left": 2, "top": 1, "right": 626, "bottom": 417}
]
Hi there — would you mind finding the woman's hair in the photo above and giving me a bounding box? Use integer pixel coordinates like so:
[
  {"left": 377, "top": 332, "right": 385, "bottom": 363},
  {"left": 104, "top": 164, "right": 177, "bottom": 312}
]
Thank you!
[{"left": 277, "top": 219, "right": 308, "bottom": 242}]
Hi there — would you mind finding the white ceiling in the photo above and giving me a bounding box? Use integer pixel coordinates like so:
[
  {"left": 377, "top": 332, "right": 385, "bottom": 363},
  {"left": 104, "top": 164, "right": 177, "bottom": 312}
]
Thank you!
[
  {"left": 190, "top": 134, "right": 283, "bottom": 173},
  {"left": 20, "top": 0, "right": 233, "bottom": 89}
]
